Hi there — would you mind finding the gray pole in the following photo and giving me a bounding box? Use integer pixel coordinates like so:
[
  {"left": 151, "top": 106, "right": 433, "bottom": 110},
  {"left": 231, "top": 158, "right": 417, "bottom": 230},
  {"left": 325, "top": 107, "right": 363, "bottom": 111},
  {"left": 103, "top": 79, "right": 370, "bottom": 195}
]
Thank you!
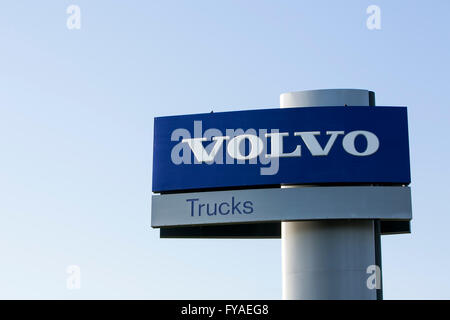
[{"left": 280, "top": 89, "right": 382, "bottom": 300}]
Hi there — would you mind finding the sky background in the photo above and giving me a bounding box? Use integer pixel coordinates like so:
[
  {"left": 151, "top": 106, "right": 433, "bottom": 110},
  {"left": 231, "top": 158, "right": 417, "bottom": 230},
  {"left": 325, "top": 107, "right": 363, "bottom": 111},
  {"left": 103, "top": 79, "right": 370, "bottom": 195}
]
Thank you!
[{"left": 0, "top": 0, "right": 449, "bottom": 299}]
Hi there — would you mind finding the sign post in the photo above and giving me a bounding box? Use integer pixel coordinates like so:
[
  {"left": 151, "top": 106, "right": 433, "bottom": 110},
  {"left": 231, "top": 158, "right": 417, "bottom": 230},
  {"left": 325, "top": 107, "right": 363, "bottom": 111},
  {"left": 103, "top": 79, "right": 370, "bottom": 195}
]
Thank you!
[{"left": 281, "top": 89, "right": 383, "bottom": 300}]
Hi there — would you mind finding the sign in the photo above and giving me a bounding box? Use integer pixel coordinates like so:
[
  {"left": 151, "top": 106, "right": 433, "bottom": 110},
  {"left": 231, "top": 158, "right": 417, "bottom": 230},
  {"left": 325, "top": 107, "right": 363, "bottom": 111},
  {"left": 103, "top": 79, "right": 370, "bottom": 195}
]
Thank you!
[
  {"left": 153, "top": 107, "right": 410, "bottom": 192},
  {"left": 151, "top": 187, "right": 412, "bottom": 228}
]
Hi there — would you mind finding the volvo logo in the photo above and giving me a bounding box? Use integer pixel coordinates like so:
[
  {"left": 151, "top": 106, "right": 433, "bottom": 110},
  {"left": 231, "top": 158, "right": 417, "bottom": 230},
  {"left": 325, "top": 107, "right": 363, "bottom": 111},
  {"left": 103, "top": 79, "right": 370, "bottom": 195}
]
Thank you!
[{"left": 170, "top": 121, "right": 379, "bottom": 175}]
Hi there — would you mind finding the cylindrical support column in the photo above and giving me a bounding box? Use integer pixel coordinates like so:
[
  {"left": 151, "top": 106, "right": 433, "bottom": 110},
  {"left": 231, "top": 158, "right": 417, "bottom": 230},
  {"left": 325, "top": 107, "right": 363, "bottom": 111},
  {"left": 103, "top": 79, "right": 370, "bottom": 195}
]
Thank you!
[{"left": 280, "top": 89, "right": 382, "bottom": 300}]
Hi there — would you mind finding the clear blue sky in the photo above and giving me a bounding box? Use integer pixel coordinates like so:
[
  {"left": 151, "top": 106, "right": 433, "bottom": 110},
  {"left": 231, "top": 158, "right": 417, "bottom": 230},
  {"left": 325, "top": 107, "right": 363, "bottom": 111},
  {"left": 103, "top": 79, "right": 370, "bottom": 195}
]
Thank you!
[{"left": 0, "top": 0, "right": 449, "bottom": 299}]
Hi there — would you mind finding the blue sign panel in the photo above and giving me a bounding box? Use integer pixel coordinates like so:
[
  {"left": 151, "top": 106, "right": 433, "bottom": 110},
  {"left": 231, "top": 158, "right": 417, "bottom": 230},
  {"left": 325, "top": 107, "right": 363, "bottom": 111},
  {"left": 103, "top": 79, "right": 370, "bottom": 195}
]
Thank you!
[{"left": 152, "top": 107, "right": 410, "bottom": 192}]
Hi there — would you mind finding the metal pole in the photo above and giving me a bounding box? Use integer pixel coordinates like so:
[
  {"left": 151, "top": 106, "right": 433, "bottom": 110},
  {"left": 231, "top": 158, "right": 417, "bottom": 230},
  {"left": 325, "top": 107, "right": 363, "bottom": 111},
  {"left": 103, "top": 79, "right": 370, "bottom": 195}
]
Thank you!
[{"left": 280, "top": 89, "right": 381, "bottom": 300}]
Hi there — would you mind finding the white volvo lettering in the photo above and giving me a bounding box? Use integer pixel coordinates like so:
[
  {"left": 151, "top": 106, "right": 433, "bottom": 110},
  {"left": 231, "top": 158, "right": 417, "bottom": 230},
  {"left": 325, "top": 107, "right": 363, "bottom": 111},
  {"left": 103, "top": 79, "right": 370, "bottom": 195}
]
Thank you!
[
  {"left": 342, "top": 130, "right": 379, "bottom": 156},
  {"left": 294, "top": 131, "right": 344, "bottom": 156},
  {"left": 227, "top": 134, "right": 264, "bottom": 161},
  {"left": 172, "top": 122, "right": 380, "bottom": 175},
  {"left": 182, "top": 136, "right": 230, "bottom": 163},
  {"left": 265, "top": 132, "right": 301, "bottom": 158}
]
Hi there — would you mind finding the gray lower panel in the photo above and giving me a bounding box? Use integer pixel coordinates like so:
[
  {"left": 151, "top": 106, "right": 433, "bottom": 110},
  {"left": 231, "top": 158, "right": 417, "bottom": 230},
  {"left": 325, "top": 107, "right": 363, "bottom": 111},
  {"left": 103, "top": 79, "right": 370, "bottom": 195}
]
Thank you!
[{"left": 152, "top": 186, "right": 412, "bottom": 228}]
